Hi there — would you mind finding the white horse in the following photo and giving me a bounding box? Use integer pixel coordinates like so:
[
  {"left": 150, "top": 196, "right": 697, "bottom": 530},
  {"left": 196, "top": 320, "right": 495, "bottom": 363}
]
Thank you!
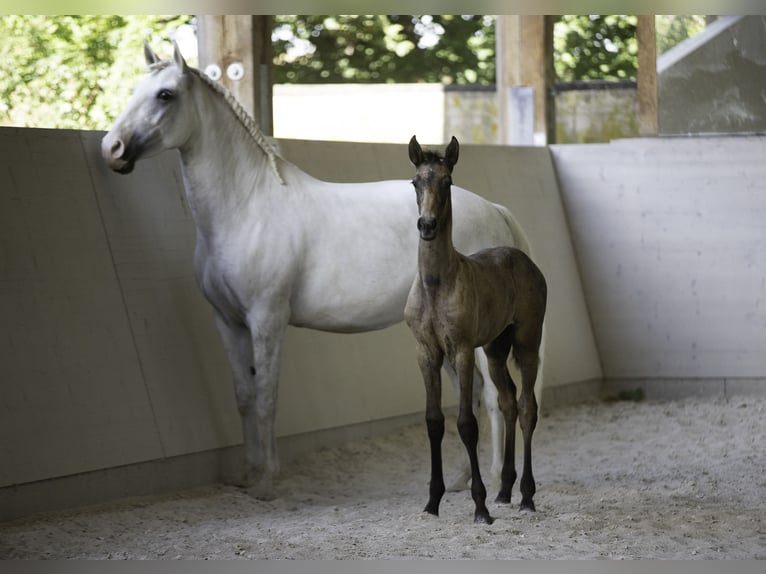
[{"left": 102, "top": 42, "right": 535, "bottom": 501}]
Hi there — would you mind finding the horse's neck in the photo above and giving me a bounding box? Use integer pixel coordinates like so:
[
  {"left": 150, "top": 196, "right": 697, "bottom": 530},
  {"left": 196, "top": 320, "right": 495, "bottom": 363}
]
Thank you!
[
  {"left": 178, "top": 86, "right": 284, "bottom": 239},
  {"left": 418, "top": 220, "right": 460, "bottom": 290}
]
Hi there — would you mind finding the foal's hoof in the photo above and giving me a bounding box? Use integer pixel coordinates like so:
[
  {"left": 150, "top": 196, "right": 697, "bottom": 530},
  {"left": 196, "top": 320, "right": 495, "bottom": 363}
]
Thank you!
[
  {"left": 519, "top": 499, "right": 536, "bottom": 513},
  {"left": 494, "top": 490, "right": 512, "bottom": 504},
  {"left": 474, "top": 511, "right": 495, "bottom": 525}
]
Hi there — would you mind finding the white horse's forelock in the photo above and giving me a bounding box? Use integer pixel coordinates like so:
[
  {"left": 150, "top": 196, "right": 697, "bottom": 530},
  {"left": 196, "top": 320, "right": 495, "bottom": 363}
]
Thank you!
[{"left": 147, "top": 60, "right": 285, "bottom": 185}]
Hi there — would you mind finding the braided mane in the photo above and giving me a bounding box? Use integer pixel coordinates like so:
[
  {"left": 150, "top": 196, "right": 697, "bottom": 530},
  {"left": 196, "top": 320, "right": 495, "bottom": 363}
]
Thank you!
[{"left": 148, "top": 60, "right": 285, "bottom": 185}]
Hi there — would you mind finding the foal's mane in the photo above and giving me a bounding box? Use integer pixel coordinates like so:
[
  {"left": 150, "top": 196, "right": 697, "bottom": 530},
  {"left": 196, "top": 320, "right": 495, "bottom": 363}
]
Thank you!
[
  {"left": 149, "top": 60, "right": 285, "bottom": 185},
  {"left": 419, "top": 149, "right": 449, "bottom": 166}
]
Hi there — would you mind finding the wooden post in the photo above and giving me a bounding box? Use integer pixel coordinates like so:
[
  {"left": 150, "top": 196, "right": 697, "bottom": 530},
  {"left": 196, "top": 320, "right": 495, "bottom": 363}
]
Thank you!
[
  {"left": 637, "top": 15, "right": 658, "bottom": 136},
  {"left": 197, "top": 15, "right": 273, "bottom": 135},
  {"left": 496, "top": 15, "right": 555, "bottom": 145}
]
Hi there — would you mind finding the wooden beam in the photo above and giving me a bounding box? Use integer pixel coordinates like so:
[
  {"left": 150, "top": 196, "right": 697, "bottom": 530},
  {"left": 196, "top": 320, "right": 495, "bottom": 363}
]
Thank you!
[
  {"left": 197, "top": 15, "right": 273, "bottom": 135},
  {"left": 496, "top": 15, "right": 555, "bottom": 145},
  {"left": 637, "top": 15, "right": 658, "bottom": 136}
]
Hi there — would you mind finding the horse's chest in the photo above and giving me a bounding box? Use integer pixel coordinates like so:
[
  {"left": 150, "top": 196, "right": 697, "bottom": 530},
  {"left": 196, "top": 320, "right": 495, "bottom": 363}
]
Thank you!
[{"left": 195, "top": 247, "right": 251, "bottom": 324}]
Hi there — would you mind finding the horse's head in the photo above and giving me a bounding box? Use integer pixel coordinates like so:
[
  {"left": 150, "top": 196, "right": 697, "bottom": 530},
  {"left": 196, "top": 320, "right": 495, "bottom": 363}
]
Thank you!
[
  {"left": 408, "top": 135, "right": 459, "bottom": 241},
  {"left": 102, "top": 42, "right": 198, "bottom": 174}
]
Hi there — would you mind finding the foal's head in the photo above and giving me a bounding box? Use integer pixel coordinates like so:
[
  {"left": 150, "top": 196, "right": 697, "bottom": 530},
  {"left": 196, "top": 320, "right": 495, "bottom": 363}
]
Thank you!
[{"left": 408, "top": 135, "right": 460, "bottom": 241}]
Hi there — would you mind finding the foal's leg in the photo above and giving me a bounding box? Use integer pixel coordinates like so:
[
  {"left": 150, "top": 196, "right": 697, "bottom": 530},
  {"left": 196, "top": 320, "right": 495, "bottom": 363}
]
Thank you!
[
  {"left": 443, "top": 359, "right": 481, "bottom": 492},
  {"left": 513, "top": 339, "right": 541, "bottom": 512},
  {"left": 445, "top": 351, "right": 503, "bottom": 492},
  {"left": 417, "top": 344, "right": 446, "bottom": 517},
  {"left": 483, "top": 324, "right": 519, "bottom": 505},
  {"left": 455, "top": 349, "right": 493, "bottom": 524}
]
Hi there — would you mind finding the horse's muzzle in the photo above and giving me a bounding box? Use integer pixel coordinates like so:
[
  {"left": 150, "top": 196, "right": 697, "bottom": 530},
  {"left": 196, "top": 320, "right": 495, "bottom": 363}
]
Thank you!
[
  {"left": 101, "top": 133, "right": 135, "bottom": 174},
  {"left": 417, "top": 217, "right": 437, "bottom": 241}
]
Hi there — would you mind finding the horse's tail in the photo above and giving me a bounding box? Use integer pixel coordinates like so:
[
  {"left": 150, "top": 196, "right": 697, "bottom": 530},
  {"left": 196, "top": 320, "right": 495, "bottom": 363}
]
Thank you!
[
  {"left": 494, "top": 202, "right": 547, "bottom": 410},
  {"left": 494, "top": 203, "right": 533, "bottom": 257}
]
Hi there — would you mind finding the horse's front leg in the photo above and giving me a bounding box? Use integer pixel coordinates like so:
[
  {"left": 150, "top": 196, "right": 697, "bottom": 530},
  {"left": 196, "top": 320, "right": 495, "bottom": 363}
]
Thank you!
[
  {"left": 214, "top": 316, "right": 258, "bottom": 488},
  {"left": 455, "top": 349, "right": 493, "bottom": 525},
  {"left": 243, "top": 305, "right": 290, "bottom": 500}
]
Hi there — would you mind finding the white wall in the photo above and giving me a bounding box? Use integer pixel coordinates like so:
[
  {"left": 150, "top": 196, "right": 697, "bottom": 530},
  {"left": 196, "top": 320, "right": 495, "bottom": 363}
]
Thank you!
[
  {"left": 551, "top": 136, "right": 766, "bottom": 381},
  {"left": 273, "top": 84, "right": 445, "bottom": 144}
]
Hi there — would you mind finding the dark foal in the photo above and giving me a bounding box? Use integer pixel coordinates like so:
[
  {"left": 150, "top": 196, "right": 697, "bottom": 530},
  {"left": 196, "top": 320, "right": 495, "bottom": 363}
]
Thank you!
[{"left": 404, "top": 135, "right": 547, "bottom": 524}]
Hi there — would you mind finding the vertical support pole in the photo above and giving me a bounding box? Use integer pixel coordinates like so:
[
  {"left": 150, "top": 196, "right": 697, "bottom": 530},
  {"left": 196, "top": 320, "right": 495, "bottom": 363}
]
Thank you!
[
  {"left": 637, "top": 15, "right": 658, "bottom": 136},
  {"left": 197, "top": 15, "right": 274, "bottom": 135},
  {"left": 496, "top": 15, "right": 555, "bottom": 145},
  {"left": 508, "top": 86, "right": 535, "bottom": 145}
]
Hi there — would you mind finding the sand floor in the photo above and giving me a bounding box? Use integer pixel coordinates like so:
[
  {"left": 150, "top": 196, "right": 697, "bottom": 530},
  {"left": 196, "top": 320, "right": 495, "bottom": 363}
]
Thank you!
[{"left": 1, "top": 394, "right": 765, "bottom": 559}]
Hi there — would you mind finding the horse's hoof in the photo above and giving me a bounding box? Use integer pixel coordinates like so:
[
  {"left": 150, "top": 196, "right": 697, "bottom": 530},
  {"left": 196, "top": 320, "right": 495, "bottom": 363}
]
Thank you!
[
  {"left": 223, "top": 474, "right": 253, "bottom": 489},
  {"left": 423, "top": 502, "right": 440, "bottom": 517},
  {"left": 246, "top": 482, "right": 277, "bottom": 501}
]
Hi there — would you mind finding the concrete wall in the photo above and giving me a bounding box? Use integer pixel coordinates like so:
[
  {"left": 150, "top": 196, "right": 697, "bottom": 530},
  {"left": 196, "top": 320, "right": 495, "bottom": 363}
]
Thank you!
[
  {"left": 551, "top": 136, "right": 766, "bottom": 390},
  {"left": 0, "top": 128, "right": 599, "bottom": 518}
]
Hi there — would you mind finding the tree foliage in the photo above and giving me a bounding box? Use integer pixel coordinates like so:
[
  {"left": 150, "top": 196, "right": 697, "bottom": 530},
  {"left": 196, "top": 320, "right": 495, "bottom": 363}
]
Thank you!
[
  {"left": 0, "top": 15, "right": 190, "bottom": 130},
  {"left": 553, "top": 15, "right": 638, "bottom": 82},
  {"left": 656, "top": 15, "right": 707, "bottom": 55},
  {"left": 0, "top": 15, "right": 708, "bottom": 129},
  {"left": 272, "top": 15, "right": 495, "bottom": 84}
]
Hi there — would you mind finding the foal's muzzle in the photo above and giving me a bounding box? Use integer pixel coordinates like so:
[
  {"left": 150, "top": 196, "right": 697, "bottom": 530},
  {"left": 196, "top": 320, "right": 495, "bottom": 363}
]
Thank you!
[{"left": 417, "top": 217, "right": 437, "bottom": 241}]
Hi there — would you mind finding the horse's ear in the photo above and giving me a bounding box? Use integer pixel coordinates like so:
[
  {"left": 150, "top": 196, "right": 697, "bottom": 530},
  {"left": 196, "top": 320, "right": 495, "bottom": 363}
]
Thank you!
[
  {"left": 409, "top": 135, "right": 424, "bottom": 166},
  {"left": 144, "top": 41, "right": 160, "bottom": 66},
  {"left": 172, "top": 40, "right": 190, "bottom": 74},
  {"left": 445, "top": 136, "right": 459, "bottom": 171}
]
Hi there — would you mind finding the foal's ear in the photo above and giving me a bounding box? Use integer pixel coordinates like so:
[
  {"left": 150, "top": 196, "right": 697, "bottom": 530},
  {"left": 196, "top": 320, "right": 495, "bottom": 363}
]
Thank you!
[
  {"left": 445, "top": 136, "right": 459, "bottom": 171},
  {"left": 172, "top": 40, "right": 190, "bottom": 74},
  {"left": 409, "top": 135, "right": 424, "bottom": 166},
  {"left": 144, "top": 41, "right": 161, "bottom": 66}
]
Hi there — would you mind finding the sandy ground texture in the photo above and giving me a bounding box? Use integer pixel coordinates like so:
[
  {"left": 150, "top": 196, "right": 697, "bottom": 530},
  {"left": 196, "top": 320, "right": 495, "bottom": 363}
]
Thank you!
[{"left": 1, "top": 394, "right": 765, "bottom": 559}]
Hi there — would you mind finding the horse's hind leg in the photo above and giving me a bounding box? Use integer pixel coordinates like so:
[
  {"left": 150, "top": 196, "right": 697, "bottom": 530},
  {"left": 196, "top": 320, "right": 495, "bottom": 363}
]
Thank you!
[
  {"left": 483, "top": 324, "right": 518, "bottom": 505},
  {"left": 476, "top": 350, "right": 504, "bottom": 488}
]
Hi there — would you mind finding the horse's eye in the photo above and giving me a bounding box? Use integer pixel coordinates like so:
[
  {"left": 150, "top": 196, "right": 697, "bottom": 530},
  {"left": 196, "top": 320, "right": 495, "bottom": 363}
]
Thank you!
[{"left": 157, "top": 89, "right": 174, "bottom": 102}]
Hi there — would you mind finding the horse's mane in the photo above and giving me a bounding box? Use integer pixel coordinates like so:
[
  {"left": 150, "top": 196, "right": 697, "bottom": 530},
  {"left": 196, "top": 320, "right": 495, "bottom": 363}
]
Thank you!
[{"left": 148, "top": 60, "right": 285, "bottom": 185}]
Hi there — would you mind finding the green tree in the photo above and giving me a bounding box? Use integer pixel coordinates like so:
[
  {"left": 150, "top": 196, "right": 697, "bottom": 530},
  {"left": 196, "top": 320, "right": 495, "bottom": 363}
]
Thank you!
[
  {"left": 0, "top": 15, "right": 191, "bottom": 130},
  {"left": 656, "top": 15, "right": 707, "bottom": 54},
  {"left": 272, "top": 15, "right": 496, "bottom": 84},
  {"left": 553, "top": 15, "right": 639, "bottom": 82}
]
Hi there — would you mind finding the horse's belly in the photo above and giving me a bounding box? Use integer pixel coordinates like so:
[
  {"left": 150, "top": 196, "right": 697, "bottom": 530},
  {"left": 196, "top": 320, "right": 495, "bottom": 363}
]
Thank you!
[{"left": 289, "top": 281, "right": 409, "bottom": 333}]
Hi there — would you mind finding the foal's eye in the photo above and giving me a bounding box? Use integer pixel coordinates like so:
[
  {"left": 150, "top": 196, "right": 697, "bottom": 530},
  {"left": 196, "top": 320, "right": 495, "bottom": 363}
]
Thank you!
[{"left": 157, "top": 89, "right": 174, "bottom": 102}]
